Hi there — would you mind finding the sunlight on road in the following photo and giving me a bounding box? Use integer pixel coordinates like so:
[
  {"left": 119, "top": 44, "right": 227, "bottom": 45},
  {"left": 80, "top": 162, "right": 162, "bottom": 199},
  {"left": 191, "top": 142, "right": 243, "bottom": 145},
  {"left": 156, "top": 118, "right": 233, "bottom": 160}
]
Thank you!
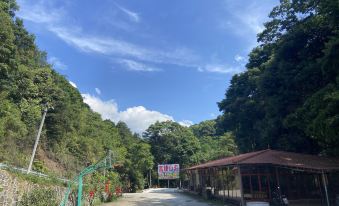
[{"left": 102, "top": 188, "right": 219, "bottom": 206}]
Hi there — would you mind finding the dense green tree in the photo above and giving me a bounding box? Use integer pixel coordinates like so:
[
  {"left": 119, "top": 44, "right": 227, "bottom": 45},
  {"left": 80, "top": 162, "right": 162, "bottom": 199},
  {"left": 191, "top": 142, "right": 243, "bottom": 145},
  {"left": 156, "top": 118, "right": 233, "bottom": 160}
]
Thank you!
[
  {"left": 144, "top": 121, "right": 201, "bottom": 168},
  {"left": 197, "top": 132, "right": 237, "bottom": 162},
  {"left": 190, "top": 120, "right": 237, "bottom": 161},
  {"left": 218, "top": 0, "right": 339, "bottom": 156},
  {"left": 190, "top": 120, "right": 216, "bottom": 138}
]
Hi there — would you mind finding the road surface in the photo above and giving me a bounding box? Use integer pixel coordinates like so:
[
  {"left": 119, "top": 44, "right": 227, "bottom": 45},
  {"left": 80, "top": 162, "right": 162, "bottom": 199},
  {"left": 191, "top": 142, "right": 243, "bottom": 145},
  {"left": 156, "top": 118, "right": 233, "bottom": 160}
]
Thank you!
[{"left": 102, "top": 188, "right": 220, "bottom": 206}]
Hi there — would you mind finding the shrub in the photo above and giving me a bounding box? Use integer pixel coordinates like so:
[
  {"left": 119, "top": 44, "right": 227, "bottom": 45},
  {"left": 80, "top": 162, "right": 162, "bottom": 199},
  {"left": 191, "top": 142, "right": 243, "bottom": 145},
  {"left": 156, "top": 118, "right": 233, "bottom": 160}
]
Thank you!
[{"left": 18, "top": 188, "right": 58, "bottom": 206}]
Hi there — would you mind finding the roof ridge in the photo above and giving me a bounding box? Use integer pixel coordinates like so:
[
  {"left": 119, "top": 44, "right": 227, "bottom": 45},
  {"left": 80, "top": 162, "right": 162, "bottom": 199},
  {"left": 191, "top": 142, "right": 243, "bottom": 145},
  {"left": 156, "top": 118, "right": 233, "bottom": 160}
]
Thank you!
[{"left": 236, "top": 149, "right": 271, "bottom": 164}]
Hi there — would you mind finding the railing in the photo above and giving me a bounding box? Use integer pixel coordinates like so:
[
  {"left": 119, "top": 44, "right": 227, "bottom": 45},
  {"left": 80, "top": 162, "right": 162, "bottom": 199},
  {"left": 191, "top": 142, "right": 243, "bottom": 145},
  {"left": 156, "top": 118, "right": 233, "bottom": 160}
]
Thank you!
[{"left": 0, "top": 162, "right": 70, "bottom": 183}]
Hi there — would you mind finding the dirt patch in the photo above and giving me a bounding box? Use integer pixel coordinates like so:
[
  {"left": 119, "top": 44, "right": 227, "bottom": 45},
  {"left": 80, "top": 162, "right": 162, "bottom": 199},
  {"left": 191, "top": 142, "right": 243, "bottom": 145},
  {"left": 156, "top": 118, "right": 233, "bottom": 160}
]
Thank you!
[{"left": 36, "top": 147, "right": 66, "bottom": 175}]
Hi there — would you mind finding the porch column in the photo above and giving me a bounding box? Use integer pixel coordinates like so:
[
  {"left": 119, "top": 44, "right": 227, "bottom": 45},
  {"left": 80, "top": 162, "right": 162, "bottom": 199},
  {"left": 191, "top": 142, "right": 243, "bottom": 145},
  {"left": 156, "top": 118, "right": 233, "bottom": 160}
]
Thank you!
[
  {"left": 238, "top": 165, "right": 245, "bottom": 206},
  {"left": 275, "top": 166, "right": 280, "bottom": 187},
  {"left": 322, "top": 171, "right": 330, "bottom": 206},
  {"left": 222, "top": 168, "right": 225, "bottom": 203}
]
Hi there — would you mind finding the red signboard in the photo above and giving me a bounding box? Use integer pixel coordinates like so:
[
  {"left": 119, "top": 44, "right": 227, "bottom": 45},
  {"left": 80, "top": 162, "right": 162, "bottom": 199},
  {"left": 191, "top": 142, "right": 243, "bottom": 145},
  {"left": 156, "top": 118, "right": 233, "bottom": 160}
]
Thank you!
[{"left": 158, "top": 164, "right": 180, "bottom": 179}]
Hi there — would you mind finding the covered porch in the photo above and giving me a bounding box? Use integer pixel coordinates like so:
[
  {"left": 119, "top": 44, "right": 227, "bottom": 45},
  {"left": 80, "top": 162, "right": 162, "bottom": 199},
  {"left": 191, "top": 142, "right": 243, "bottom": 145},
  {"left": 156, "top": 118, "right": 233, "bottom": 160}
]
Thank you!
[{"left": 184, "top": 149, "right": 339, "bottom": 206}]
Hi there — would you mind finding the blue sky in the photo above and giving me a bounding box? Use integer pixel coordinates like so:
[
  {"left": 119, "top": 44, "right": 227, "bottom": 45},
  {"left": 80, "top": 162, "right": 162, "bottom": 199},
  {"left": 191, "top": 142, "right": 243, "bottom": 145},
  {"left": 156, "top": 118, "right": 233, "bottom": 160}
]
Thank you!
[{"left": 17, "top": 0, "right": 278, "bottom": 133}]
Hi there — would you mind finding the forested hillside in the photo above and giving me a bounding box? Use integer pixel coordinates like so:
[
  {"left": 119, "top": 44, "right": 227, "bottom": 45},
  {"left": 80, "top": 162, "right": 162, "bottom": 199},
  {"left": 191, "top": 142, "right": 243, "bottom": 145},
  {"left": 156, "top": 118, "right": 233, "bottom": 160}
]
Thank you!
[
  {"left": 217, "top": 0, "right": 339, "bottom": 156},
  {"left": 143, "top": 121, "right": 237, "bottom": 169},
  {"left": 0, "top": 0, "right": 153, "bottom": 191}
]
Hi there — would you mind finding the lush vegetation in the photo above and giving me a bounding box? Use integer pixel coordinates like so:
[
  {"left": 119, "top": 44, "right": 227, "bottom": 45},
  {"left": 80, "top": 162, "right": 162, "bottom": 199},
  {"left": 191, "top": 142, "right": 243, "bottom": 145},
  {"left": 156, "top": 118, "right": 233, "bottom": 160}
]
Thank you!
[
  {"left": 0, "top": 0, "right": 153, "bottom": 195},
  {"left": 217, "top": 0, "right": 339, "bottom": 156},
  {"left": 142, "top": 120, "right": 237, "bottom": 187},
  {"left": 1, "top": 0, "right": 338, "bottom": 203},
  {"left": 18, "top": 188, "right": 58, "bottom": 206}
]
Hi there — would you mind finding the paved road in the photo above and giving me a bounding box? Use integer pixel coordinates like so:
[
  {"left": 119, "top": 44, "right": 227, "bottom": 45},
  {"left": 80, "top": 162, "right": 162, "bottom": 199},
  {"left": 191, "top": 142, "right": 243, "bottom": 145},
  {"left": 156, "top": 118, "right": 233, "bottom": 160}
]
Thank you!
[{"left": 102, "top": 188, "right": 219, "bottom": 206}]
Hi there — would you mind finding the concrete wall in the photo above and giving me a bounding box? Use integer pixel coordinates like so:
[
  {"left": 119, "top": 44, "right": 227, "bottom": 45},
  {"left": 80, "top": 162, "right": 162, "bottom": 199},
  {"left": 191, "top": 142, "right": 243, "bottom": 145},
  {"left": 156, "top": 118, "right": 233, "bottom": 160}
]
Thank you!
[{"left": 0, "top": 169, "right": 66, "bottom": 206}]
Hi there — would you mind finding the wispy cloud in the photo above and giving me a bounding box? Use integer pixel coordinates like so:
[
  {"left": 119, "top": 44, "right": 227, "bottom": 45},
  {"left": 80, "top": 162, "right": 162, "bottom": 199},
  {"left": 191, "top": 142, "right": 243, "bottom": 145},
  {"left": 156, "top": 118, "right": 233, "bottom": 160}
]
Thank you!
[
  {"left": 118, "top": 59, "right": 161, "bottom": 72},
  {"left": 47, "top": 26, "right": 199, "bottom": 68},
  {"left": 235, "top": 54, "right": 245, "bottom": 62},
  {"left": 234, "top": 54, "right": 247, "bottom": 66},
  {"left": 69, "top": 81, "right": 77, "bottom": 88},
  {"left": 204, "top": 64, "right": 242, "bottom": 74},
  {"left": 221, "top": 1, "right": 275, "bottom": 35},
  {"left": 17, "top": 1, "right": 200, "bottom": 68},
  {"left": 17, "top": 0, "right": 245, "bottom": 75},
  {"left": 95, "top": 88, "right": 101, "bottom": 95},
  {"left": 219, "top": 0, "right": 278, "bottom": 51},
  {"left": 115, "top": 3, "right": 140, "bottom": 23},
  {"left": 179, "top": 120, "right": 193, "bottom": 127},
  {"left": 16, "top": 0, "right": 63, "bottom": 23},
  {"left": 48, "top": 56, "right": 67, "bottom": 70},
  {"left": 48, "top": 26, "right": 140, "bottom": 55}
]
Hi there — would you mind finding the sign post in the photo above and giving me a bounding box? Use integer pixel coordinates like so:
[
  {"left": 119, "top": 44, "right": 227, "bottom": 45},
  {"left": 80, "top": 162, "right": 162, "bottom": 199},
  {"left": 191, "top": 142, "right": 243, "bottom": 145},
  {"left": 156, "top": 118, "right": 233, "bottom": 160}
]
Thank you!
[{"left": 158, "top": 164, "right": 180, "bottom": 188}]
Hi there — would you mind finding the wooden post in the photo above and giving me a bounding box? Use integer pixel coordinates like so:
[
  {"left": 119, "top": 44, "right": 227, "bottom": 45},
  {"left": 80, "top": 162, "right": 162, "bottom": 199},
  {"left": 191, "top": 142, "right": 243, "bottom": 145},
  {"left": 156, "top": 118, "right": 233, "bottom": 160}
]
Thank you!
[
  {"left": 238, "top": 166, "right": 245, "bottom": 206},
  {"left": 222, "top": 168, "right": 225, "bottom": 203},
  {"left": 227, "top": 167, "right": 230, "bottom": 197},
  {"left": 213, "top": 168, "right": 216, "bottom": 196},
  {"left": 275, "top": 167, "right": 280, "bottom": 187},
  {"left": 322, "top": 171, "right": 330, "bottom": 206}
]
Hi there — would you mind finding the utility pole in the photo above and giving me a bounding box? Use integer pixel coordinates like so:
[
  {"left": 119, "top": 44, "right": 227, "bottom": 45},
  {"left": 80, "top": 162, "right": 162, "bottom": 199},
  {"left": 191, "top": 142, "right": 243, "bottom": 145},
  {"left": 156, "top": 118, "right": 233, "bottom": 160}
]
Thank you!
[{"left": 27, "top": 107, "right": 48, "bottom": 174}]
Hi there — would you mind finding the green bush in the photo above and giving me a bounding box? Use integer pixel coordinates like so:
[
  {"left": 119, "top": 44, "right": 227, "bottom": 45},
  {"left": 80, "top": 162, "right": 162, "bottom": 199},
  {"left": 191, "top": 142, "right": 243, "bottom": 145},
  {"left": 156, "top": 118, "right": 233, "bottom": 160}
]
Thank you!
[{"left": 18, "top": 188, "right": 58, "bottom": 206}]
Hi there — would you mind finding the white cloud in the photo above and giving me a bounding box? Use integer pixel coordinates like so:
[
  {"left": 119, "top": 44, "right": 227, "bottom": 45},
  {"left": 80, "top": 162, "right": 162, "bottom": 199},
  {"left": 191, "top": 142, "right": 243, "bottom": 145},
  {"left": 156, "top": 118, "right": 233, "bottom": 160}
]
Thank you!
[
  {"left": 204, "top": 64, "right": 242, "bottom": 74},
  {"left": 17, "top": 1, "right": 198, "bottom": 68},
  {"left": 82, "top": 94, "right": 119, "bottom": 122},
  {"left": 221, "top": 1, "right": 275, "bottom": 35},
  {"left": 179, "top": 120, "right": 193, "bottom": 127},
  {"left": 119, "top": 106, "right": 173, "bottom": 133},
  {"left": 69, "top": 81, "right": 77, "bottom": 88},
  {"left": 95, "top": 88, "right": 101, "bottom": 95},
  {"left": 115, "top": 3, "right": 140, "bottom": 23},
  {"left": 118, "top": 59, "right": 161, "bottom": 72},
  {"left": 17, "top": 0, "right": 63, "bottom": 24},
  {"left": 48, "top": 56, "right": 67, "bottom": 70},
  {"left": 219, "top": 0, "right": 278, "bottom": 52},
  {"left": 82, "top": 94, "right": 174, "bottom": 133},
  {"left": 235, "top": 54, "right": 245, "bottom": 62},
  {"left": 46, "top": 26, "right": 199, "bottom": 69},
  {"left": 17, "top": 0, "right": 246, "bottom": 76},
  {"left": 17, "top": 0, "right": 200, "bottom": 70}
]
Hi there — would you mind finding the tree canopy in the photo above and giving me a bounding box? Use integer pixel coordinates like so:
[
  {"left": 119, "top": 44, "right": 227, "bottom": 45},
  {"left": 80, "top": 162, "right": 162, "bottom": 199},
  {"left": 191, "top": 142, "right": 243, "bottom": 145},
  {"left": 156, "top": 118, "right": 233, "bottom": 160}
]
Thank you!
[{"left": 218, "top": 0, "right": 339, "bottom": 156}]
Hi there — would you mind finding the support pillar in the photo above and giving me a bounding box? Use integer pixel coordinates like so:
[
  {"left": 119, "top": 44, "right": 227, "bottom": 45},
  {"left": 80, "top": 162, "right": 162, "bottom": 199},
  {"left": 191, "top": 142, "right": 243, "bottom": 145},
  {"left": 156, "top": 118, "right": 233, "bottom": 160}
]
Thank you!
[
  {"left": 275, "top": 167, "right": 280, "bottom": 187},
  {"left": 238, "top": 166, "right": 245, "bottom": 206},
  {"left": 77, "top": 175, "right": 83, "bottom": 206},
  {"left": 322, "top": 171, "right": 330, "bottom": 206},
  {"left": 222, "top": 168, "right": 225, "bottom": 203}
]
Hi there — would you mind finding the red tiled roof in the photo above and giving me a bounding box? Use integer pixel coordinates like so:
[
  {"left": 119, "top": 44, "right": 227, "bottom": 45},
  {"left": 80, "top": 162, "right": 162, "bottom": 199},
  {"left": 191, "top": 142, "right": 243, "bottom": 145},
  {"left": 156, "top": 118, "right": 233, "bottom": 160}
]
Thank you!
[{"left": 186, "top": 149, "right": 339, "bottom": 171}]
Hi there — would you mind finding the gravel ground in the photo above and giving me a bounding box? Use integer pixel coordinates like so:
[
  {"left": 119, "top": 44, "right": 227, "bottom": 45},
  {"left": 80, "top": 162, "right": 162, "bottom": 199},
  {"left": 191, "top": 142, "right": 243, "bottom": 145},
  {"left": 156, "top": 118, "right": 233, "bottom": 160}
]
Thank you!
[{"left": 101, "top": 188, "right": 221, "bottom": 206}]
